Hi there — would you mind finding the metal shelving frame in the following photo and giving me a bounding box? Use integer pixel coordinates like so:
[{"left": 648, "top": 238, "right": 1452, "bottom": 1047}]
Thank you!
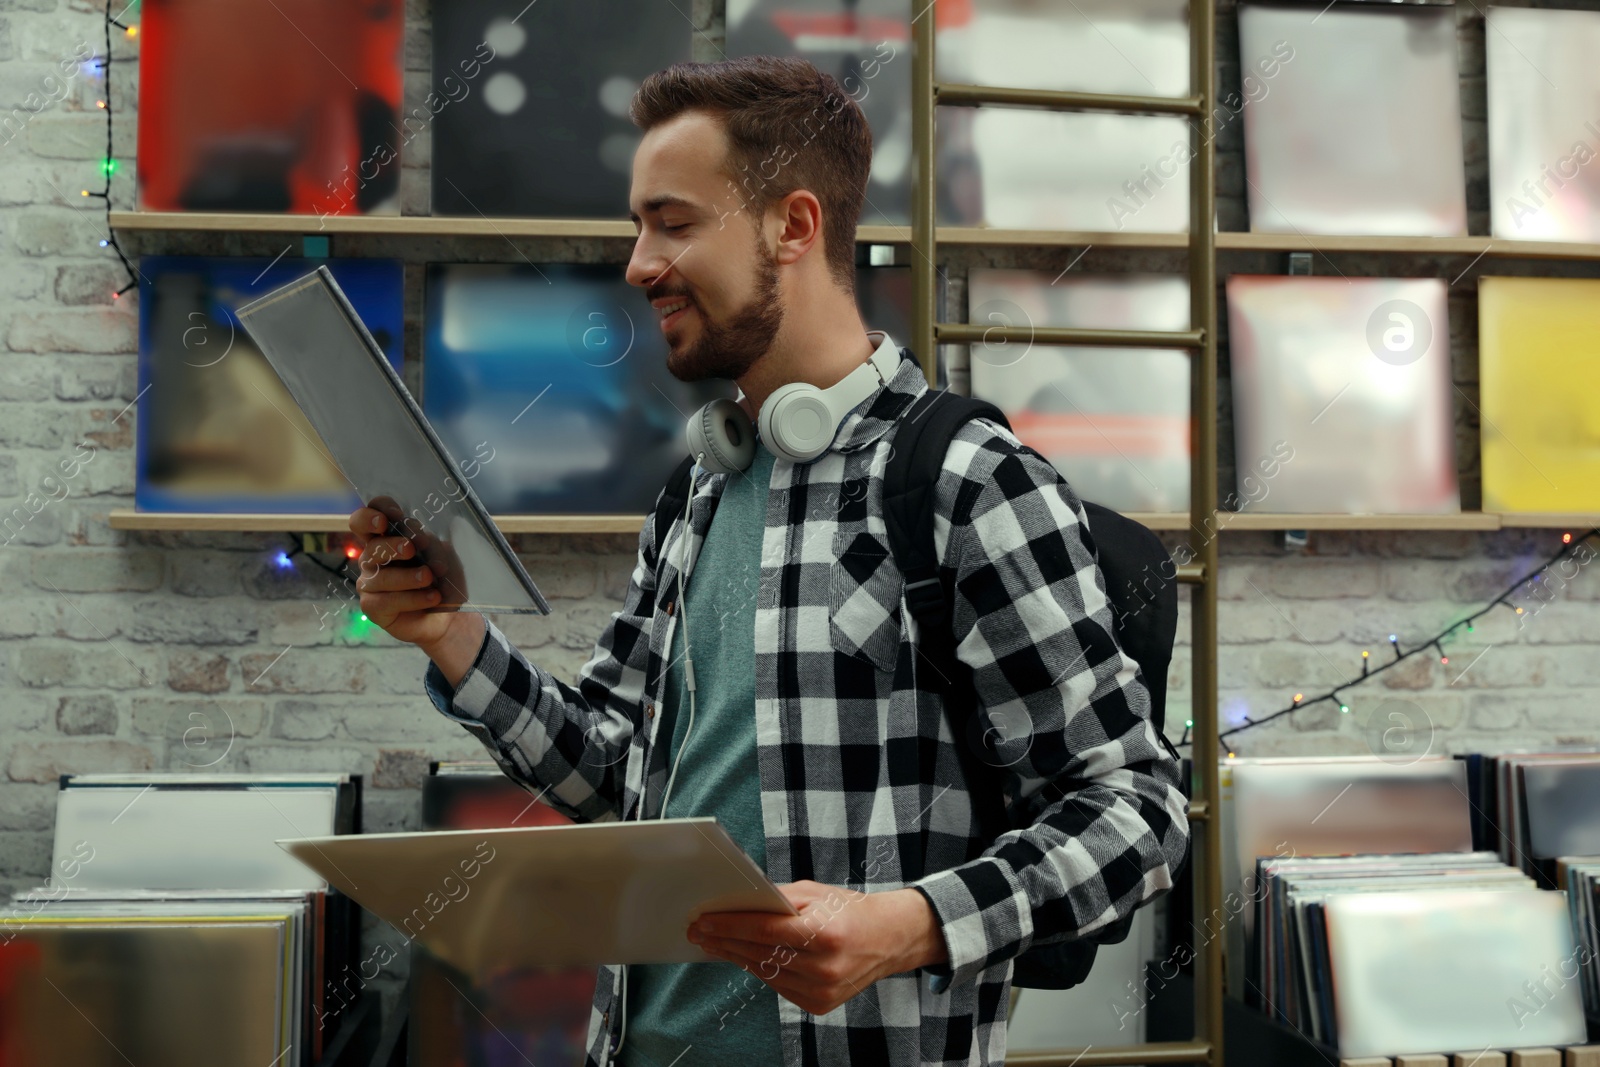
[{"left": 908, "top": 4, "right": 1222, "bottom": 1064}]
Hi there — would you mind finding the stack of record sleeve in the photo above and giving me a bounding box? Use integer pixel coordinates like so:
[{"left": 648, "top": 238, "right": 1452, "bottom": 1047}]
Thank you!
[{"left": 0, "top": 773, "right": 358, "bottom": 1067}]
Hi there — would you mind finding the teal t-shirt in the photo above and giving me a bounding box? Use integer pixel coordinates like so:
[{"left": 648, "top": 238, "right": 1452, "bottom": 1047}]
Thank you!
[{"left": 622, "top": 442, "right": 782, "bottom": 1067}]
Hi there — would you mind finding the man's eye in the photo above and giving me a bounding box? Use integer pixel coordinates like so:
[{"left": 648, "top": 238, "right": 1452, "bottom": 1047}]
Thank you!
[{"left": 665, "top": 223, "right": 688, "bottom": 233}]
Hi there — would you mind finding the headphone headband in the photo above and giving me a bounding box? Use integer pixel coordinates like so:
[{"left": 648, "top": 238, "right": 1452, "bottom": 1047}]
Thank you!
[{"left": 684, "top": 332, "right": 901, "bottom": 474}]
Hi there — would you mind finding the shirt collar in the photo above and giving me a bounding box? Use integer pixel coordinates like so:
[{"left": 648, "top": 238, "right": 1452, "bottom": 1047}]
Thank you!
[{"left": 829, "top": 330, "right": 930, "bottom": 455}]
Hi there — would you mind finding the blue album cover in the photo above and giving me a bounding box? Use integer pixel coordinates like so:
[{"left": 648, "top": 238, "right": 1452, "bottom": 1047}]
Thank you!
[{"left": 136, "top": 256, "right": 404, "bottom": 513}]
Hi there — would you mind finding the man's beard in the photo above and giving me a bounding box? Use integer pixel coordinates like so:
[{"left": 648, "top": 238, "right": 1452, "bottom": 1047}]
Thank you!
[{"left": 664, "top": 235, "right": 784, "bottom": 382}]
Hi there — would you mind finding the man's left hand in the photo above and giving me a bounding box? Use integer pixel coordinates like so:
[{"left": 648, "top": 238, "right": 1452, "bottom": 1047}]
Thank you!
[{"left": 686, "top": 881, "right": 950, "bottom": 1016}]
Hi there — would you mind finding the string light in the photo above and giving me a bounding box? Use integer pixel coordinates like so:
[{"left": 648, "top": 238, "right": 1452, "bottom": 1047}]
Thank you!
[
  {"left": 86, "top": 0, "right": 138, "bottom": 300},
  {"left": 1182, "top": 530, "right": 1600, "bottom": 749}
]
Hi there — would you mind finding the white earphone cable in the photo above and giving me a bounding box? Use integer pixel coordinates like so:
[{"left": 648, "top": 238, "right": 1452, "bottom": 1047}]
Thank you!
[{"left": 661, "top": 464, "right": 699, "bottom": 818}]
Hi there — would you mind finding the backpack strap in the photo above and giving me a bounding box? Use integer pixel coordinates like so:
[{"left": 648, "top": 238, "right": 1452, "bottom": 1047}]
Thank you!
[
  {"left": 883, "top": 390, "right": 1013, "bottom": 843},
  {"left": 883, "top": 391, "right": 1011, "bottom": 648}
]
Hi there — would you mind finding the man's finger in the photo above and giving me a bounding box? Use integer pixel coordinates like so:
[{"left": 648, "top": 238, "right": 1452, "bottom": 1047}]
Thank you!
[{"left": 694, "top": 912, "right": 811, "bottom": 945}]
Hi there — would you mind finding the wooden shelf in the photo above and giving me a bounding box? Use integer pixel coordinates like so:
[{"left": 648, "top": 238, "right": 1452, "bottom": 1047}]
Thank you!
[
  {"left": 1216, "top": 512, "right": 1501, "bottom": 531},
  {"left": 1214, "top": 230, "right": 1600, "bottom": 260},
  {"left": 113, "top": 508, "right": 1598, "bottom": 535},
  {"left": 1494, "top": 513, "right": 1600, "bottom": 530},
  {"left": 108, "top": 509, "right": 646, "bottom": 534},
  {"left": 1193, "top": 512, "right": 1596, "bottom": 531},
  {"left": 108, "top": 212, "right": 1600, "bottom": 260},
  {"left": 106, "top": 211, "right": 929, "bottom": 247},
  {"left": 106, "top": 210, "right": 1186, "bottom": 248}
]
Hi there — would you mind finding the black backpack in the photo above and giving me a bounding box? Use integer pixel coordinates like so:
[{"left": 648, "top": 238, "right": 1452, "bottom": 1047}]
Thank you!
[
  {"left": 654, "top": 390, "right": 1181, "bottom": 990},
  {"left": 882, "top": 390, "right": 1181, "bottom": 989}
]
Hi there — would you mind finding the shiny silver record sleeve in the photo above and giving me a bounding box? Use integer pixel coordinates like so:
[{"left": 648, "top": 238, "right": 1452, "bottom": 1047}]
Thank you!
[
  {"left": 1325, "top": 887, "right": 1586, "bottom": 1057},
  {"left": 0, "top": 917, "right": 290, "bottom": 1066},
  {"left": 1225, "top": 275, "right": 1459, "bottom": 514},
  {"left": 1487, "top": 6, "right": 1600, "bottom": 242},
  {"left": 1238, "top": 2, "right": 1467, "bottom": 236},
  {"left": 236, "top": 265, "right": 550, "bottom": 615}
]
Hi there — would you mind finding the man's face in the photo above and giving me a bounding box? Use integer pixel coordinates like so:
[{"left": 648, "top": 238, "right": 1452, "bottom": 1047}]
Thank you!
[{"left": 626, "top": 110, "right": 785, "bottom": 383}]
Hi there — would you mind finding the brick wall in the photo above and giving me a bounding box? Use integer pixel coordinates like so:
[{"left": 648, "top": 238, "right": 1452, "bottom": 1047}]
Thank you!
[{"left": 1, "top": 0, "right": 1597, "bottom": 996}]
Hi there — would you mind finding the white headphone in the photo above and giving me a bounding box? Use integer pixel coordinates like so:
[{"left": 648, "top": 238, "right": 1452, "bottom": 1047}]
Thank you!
[{"left": 683, "top": 331, "right": 903, "bottom": 475}]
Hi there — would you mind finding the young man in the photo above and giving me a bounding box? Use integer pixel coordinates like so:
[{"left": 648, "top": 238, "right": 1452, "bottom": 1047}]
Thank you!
[{"left": 351, "top": 55, "right": 1188, "bottom": 1067}]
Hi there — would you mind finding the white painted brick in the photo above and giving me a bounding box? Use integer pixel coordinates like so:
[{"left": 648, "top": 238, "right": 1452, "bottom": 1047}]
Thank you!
[
  {"left": 344, "top": 703, "right": 464, "bottom": 745},
  {"left": 20, "top": 112, "right": 98, "bottom": 158},
  {"left": 130, "top": 698, "right": 266, "bottom": 754},
  {"left": 238, "top": 647, "right": 365, "bottom": 694},
  {"left": 7, "top": 737, "right": 155, "bottom": 781},
  {"left": 1522, "top": 693, "right": 1600, "bottom": 733},
  {"left": 272, "top": 701, "right": 338, "bottom": 741},
  {"left": 1466, "top": 694, "right": 1529, "bottom": 731},
  {"left": 0, "top": 781, "right": 55, "bottom": 831},
  {"left": 0, "top": 830, "right": 50, "bottom": 879},
  {"left": 1250, "top": 563, "right": 1382, "bottom": 602},
  {"left": 0, "top": 357, "right": 52, "bottom": 401},
  {"left": 6, "top": 305, "right": 137, "bottom": 352},
  {"left": 29, "top": 546, "right": 159, "bottom": 590},
  {"left": 242, "top": 744, "right": 373, "bottom": 776},
  {"left": 124, "top": 598, "right": 260, "bottom": 644}
]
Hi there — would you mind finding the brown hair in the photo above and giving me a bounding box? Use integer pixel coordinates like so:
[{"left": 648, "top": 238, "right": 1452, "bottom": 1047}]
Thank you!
[{"left": 630, "top": 55, "right": 871, "bottom": 292}]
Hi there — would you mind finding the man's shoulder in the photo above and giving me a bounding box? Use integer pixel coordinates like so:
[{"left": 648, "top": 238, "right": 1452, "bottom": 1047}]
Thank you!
[{"left": 874, "top": 403, "right": 1075, "bottom": 563}]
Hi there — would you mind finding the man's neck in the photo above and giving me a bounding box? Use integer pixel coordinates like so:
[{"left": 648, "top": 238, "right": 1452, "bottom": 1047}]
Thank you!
[{"left": 735, "top": 306, "right": 877, "bottom": 419}]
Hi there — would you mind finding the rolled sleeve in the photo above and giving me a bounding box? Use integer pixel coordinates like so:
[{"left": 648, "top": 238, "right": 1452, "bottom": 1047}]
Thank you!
[{"left": 421, "top": 619, "right": 494, "bottom": 724}]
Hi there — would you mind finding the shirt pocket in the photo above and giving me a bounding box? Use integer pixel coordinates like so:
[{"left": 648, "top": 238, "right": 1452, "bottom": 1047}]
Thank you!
[{"left": 828, "top": 528, "right": 905, "bottom": 675}]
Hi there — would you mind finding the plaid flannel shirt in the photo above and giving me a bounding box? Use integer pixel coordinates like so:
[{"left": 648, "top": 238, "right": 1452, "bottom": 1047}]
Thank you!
[{"left": 422, "top": 344, "right": 1190, "bottom": 1067}]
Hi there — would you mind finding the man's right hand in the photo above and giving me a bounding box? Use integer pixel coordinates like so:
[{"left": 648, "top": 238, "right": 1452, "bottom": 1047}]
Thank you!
[{"left": 347, "top": 505, "right": 477, "bottom": 659}]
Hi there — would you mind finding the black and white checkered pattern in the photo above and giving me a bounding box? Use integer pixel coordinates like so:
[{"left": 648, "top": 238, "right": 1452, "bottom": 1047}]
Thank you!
[{"left": 423, "top": 347, "right": 1190, "bottom": 1067}]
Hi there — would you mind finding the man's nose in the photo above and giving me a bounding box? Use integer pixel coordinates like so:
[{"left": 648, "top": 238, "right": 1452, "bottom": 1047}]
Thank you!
[{"left": 626, "top": 235, "right": 666, "bottom": 289}]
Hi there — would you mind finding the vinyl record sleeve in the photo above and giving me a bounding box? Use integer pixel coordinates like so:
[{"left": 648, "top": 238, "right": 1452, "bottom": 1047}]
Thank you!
[
  {"left": 236, "top": 265, "right": 551, "bottom": 615},
  {"left": 279, "top": 818, "right": 796, "bottom": 976}
]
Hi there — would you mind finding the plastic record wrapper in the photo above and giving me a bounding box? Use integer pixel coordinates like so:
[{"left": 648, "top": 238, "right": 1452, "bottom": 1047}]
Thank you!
[
  {"left": 1237, "top": 1, "right": 1467, "bottom": 236},
  {"left": 1225, "top": 275, "right": 1460, "bottom": 514},
  {"left": 1325, "top": 887, "right": 1586, "bottom": 1057},
  {"left": 1487, "top": 7, "right": 1600, "bottom": 243},
  {"left": 0, "top": 913, "right": 291, "bottom": 1067},
  {"left": 236, "top": 266, "right": 551, "bottom": 615}
]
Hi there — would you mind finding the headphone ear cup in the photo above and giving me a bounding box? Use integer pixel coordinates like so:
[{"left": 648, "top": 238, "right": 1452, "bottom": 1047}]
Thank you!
[
  {"left": 759, "top": 382, "right": 836, "bottom": 464},
  {"left": 685, "top": 397, "right": 756, "bottom": 475}
]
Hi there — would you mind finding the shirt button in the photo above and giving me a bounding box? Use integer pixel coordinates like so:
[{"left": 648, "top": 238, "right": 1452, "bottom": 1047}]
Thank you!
[{"left": 646, "top": 703, "right": 655, "bottom": 719}]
